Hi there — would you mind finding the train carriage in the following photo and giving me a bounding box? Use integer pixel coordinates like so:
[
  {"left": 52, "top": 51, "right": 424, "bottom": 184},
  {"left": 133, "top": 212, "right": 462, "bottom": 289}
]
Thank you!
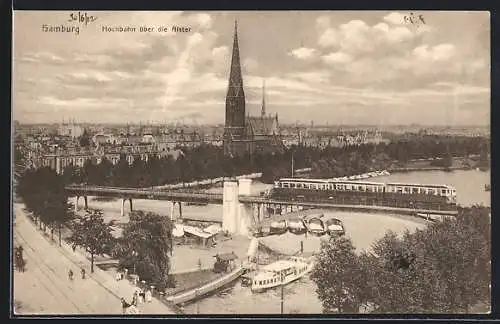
[{"left": 269, "top": 178, "right": 457, "bottom": 211}]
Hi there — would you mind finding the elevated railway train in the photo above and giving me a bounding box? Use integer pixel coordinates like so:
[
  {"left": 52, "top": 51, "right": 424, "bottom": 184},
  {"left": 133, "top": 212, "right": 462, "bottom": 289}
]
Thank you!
[{"left": 267, "top": 178, "right": 457, "bottom": 211}]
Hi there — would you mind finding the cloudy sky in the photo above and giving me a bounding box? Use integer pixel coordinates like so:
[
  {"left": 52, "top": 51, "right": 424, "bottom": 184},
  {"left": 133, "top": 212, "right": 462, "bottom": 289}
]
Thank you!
[{"left": 13, "top": 11, "right": 490, "bottom": 126}]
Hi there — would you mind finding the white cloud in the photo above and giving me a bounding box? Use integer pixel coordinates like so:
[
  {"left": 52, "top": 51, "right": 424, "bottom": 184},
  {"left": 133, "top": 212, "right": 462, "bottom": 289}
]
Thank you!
[
  {"left": 212, "top": 46, "right": 229, "bottom": 59},
  {"left": 288, "top": 71, "right": 331, "bottom": 84},
  {"left": 19, "top": 52, "right": 65, "bottom": 64},
  {"left": 386, "top": 26, "right": 414, "bottom": 43},
  {"left": 383, "top": 12, "right": 405, "bottom": 25},
  {"left": 318, "top": 28, "right": 338, "bottom": 48},
  {"left": 413, "top": 44, "right": 456, "bottom": 61},
  {"left": 69, "top": 71, "right": 112, "bottom": 82},
  {"left": 187, "top": 13, "right": 213, "bottom": 29},
  {"left": 187, "top": 32, "right": 204, "bottom": 47},
  {"left": 322, "top": 52, "right": 352, "bottom": 65},
  {"left": 317, "top": 19, "right": 417, "bottom": 55},
  {"left": 288, "top": 47, "right": 317, "bottom": 60}
]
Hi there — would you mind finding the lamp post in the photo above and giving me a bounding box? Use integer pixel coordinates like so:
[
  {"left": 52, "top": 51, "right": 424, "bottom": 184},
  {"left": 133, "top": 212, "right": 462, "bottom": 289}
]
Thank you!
[{"left": 132, "top": 250, "right": 138, "bottom": 275}]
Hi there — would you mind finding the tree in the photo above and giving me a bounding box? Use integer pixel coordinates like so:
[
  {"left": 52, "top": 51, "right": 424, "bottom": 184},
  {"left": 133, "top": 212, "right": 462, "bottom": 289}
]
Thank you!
[
  {"left": 66, "top": 209, "right": 115, "bottom": 273},
  {"left": 312, "top": 206, "right": 490, "bottom": 314},
  {"left": 115, "top": 211, "right": 173, "bottom": 291},
  {"left": 113, "top": 154, "right": 131, "bottom": 187},
  {"left": 311, "top": 237, "right": 364, "bottom": 313},
  {"left": 62, "top": 164, "right": 80, "bottom": 185},
  {"left": 16, "top": 167, "right": 73, "bottom": 239}
]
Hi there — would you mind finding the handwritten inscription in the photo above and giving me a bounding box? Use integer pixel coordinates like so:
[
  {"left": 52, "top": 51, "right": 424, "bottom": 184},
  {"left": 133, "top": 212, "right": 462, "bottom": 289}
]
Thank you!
[
  {"left": 68, "top": 12, "right": 98, "bottom": 26},
  {"left": 40, "top": 11, "right": 192, "bottom": 36},
  {"left": 403, "top": 12, "right": 426, "bottom": 27}
]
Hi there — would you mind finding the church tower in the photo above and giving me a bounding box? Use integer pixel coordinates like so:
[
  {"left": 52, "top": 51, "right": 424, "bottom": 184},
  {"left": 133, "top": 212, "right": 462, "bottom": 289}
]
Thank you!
[{"left": 223, "top": 20, "right": 246, "bottom": 156}]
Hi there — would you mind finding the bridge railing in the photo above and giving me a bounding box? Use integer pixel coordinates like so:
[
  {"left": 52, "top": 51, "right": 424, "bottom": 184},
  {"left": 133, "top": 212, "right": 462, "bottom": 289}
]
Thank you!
[{"left": 65, "top": 185, "right": 223, "bottom": 199}]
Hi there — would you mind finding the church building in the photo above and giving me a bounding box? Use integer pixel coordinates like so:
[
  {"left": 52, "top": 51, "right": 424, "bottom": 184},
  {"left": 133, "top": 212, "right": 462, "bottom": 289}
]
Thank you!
[{"left": 223, "top": 21, "right": 283, "bottom": 157}]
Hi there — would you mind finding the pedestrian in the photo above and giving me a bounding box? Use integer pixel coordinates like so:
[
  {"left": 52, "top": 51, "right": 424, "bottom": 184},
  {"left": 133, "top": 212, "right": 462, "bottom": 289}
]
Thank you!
[
  {"left": 121, "top": 297, "right": 131, "bottom": 314},
  {"left": 72, "top": 244, "right": 76, "bottom": 253},
  {"left": 17, "top": 245, "right": 23, "bottom": 259},
  {"left": 81, "top": 268, "right": 86, "bottom": 279},
  {"left": 139, "top": 289, "right": 145, "bottom": 303},
  {"left": 132, "top": 291, "right": 138, "bottom": 306},
  {"left": 145, "top": 289, "right": 152, "bottom": 303},
  {"left": 68, "top": 269, "right": 74, "bottom": 281}
]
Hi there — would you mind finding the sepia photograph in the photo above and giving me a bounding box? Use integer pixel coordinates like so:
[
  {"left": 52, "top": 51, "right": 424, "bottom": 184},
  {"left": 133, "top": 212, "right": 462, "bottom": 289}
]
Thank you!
[{"left": 12, "top": 10, "right": 491, "bottom": 316}]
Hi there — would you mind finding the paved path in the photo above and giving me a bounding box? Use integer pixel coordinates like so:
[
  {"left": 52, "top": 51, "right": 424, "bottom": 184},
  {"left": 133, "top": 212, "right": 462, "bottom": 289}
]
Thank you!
[{"left": 13, "top": 203, "right": 175, "bottom": 315}]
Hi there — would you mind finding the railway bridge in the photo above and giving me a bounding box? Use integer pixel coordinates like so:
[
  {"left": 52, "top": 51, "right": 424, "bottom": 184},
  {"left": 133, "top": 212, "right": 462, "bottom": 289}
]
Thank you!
[{"left": 65, "top": 181, "right": 458, "bottom": 236}]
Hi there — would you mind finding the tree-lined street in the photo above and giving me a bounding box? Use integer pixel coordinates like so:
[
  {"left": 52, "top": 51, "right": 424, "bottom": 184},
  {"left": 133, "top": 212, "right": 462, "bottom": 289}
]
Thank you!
[{"left": 13, "top": 203, "right": 175, "bottom": 315}]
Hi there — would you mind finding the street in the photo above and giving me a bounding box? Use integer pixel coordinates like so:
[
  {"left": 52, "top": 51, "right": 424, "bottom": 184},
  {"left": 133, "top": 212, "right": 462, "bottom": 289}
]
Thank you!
[{"left": 13, "top": 203, "right": 175, "bottom": 315}]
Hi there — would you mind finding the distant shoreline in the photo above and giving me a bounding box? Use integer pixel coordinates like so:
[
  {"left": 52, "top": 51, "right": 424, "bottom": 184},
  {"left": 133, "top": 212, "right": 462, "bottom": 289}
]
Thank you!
[{"left": 389, "top": 166, "right": 475, "bottom": 173}]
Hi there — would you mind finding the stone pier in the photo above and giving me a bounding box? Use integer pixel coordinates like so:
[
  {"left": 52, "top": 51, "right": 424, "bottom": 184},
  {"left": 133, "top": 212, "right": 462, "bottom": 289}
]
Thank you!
[
  {"left": 120, "top": 198, "right": 133, "bottom": 217},
  {"left": 170, "top": 201, "right": 183, "bottom": 221},
  {"left": 222, "top": 179, "right": 257, "bottom": 236},
  {"left": 74, "top": 195, "right": 88, "bottom": 212}
]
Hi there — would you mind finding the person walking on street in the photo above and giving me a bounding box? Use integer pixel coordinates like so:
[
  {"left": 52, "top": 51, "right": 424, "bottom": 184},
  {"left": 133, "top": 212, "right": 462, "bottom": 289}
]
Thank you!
[
  {"left": 81, "top": 268, "right": 86, "bottom": 279},
  {"left": 121, "top": 298, "right": 131, "bottom": 314},
  {"left": 68, "top": 269, "right": 74, "bottom": 281}
]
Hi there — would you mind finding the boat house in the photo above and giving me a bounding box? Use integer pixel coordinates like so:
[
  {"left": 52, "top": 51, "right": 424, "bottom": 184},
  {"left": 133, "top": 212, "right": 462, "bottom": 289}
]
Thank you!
[{"left": 213, "top": 252, "right": 238, "bottom": 273}]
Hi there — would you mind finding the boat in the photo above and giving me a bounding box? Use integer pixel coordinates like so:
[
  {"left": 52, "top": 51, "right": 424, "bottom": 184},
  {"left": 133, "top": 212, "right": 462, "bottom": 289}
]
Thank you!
[
  {"left": 269, "top": 219, "right": 288, "bottom": 235},
  {"left": 287, "top": 217, "right": 307, "bottom": 235},
  {"left": 172, "top": 224, "right": 185, "bottom": 238},
  {"left": 325, "top": 218, "right": 345, "bottom": 236},
  {"left": 305, "top": 216, "right": 326, "bottom": 236},
  {"left": 166, "top": 266, "right": 245, "bottom": 305},
  {"left": 250, "top": 256, "right": 315, "bottom": 292},
  {"left": 186, "top": 202, "right": 208, "bottom": 206},
  {"left": 416, "top": 213, "right": 450, "bottom": 222}
]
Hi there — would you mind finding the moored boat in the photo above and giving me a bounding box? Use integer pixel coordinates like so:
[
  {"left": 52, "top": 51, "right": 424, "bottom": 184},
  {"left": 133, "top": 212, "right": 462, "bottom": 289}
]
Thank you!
[
  {"left": 172, "top": 223, "right": 185, "bottom": 237},
  {"left": 287, "top": 217, "right": 307, "bottom": 235},
  {"left": 325, "top": 218, "right": 345, "bottom": 236},
  {"left": 305, "top": 216, "right": 326, "bottom": 236},
  {"left": 250, "top": 256, "right": 314, "bottom": 292},
  {"left": 269, "top": 219, "right": 288, "bottom": 235}
]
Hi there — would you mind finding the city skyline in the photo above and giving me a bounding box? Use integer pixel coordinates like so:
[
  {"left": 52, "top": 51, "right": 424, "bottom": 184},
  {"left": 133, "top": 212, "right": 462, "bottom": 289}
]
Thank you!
[{"left": 13, "top": 11, "right": 490, "bottom": 126}]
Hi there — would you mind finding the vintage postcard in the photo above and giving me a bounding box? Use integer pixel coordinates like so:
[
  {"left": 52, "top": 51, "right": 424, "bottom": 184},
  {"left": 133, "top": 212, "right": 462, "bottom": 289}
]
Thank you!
[{"left": 12, "top": 11, "right": 491, "bottom": 316}]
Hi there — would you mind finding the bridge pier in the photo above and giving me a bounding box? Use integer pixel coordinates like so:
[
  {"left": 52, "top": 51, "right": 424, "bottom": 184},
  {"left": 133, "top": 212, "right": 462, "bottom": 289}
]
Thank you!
[
  {"left": 74, "top": 196, "right": 79, "bottom": 213},
  {"left": 222, "top": 179, "right": 255, "bottom": 236},
  {"left": 120, "top": 198, "right": 133, "bottom": 217},
  {"left": 169, "top": 201, "right": 182, "bottom": 221},
  {"left": 74, "top": 195, "right": 88, "bottom": 212},
  {"left": 170, "top": 201, "right": 175, "bottom": 221}
]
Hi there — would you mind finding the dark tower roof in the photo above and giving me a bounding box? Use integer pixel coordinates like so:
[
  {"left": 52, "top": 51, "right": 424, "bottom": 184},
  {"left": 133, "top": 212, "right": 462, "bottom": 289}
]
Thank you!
[
  {"left": 223, "top": 20, "right": 247, "bottom": 157},
  {"left": 227, "top": 20, "right": 245, "bottom": 99}
]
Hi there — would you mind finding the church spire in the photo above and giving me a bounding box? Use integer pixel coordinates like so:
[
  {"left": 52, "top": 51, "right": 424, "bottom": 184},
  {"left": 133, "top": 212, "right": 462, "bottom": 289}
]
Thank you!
[
  {"left": 224, "top": 19, "right": 246, "bottom": 156},
  {"left": 261, "top": 79, "right": 266, "bottom": 117},
  {"left": 227, "top": 20, "right": 244, "bottom": 99}
]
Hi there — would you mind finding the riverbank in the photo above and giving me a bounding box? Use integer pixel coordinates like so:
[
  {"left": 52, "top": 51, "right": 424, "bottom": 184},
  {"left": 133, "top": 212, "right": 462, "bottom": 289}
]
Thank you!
[{"left": 389, "top": 165, "right": 472, "bottom": 173}]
